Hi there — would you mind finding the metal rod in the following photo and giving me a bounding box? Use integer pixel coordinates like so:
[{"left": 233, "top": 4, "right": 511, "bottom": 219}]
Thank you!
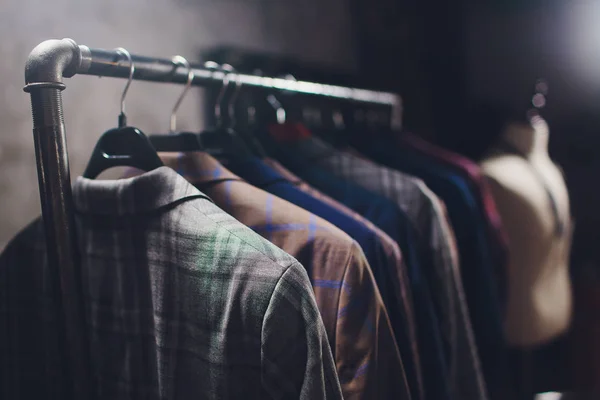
[
  {"left": 24, "top": 38, "right": 93, "bottom": 400},
  {"left": 75, "top": 45, "right": 403, "bottom": 128}
]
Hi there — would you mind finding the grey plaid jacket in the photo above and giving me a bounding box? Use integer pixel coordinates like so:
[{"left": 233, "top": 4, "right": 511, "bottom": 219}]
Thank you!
[
  {"left": 274, "top": 135, "right": 489, "bottom": 400},
  {"left": 0, "top": 167, "right": 342, "bottom": 400}
]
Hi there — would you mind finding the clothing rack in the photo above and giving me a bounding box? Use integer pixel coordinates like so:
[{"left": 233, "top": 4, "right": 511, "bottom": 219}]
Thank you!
[{"left": 22, "top": 38, "right": 403, "bottom": 399}]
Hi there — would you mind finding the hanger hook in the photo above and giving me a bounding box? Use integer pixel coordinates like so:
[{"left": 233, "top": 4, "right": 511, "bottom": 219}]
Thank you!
[
  {"left": 170, "top": 55, "right": 195, "bottom": 133},
  {"left": 204, "top": 61, "right": 224, "bottom": 126},
  {"left": 266, "top": 94, "right": 286, "bottom": 124},
  {"left": 114, "top": 47, "right": 134, "bottom": 128},
  {"left": 223, "top": 65, "right": 242, "bottom": 128},
  {"left": 265, "top": 73, "right": 295, "bottom": 124},
  {"left": 216, "top": 63, "right": 235, "bottom": 127}
]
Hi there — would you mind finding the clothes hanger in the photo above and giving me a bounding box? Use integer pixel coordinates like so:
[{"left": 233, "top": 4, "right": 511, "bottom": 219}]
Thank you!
[
  {"left": 148, "top": 56, "right": 203, "bottom": 152},
  {"left": 321, "top": 103, "right": 353, "bottom": 147},
  {"left": 83, "top": 48, "right": 163, "bottom": 179},
  {"left": 256, "top": 73, "right": 347, "bottom": 147},
  {"left": 255, "top": 88, "right": 324, "bottom": 148},
  {"left": 223, "top": 66, "right": 268, "bottom": 158},
  {"left": 150, "top": 61, "right": 254, "bottom": 159},
  {"left": 344, "top": 101, "right": 397, "bottom": 152},
  {"left": 251, "top": 92, "right": 291, "bottom": 155},
  {"left": 196, "top": 63, "right": 254, "bottom": 161}
]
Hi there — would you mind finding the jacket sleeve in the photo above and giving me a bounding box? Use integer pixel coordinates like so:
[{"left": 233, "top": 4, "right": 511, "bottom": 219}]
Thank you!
[
  {"left": 261, "top": 262, "right": 343, "bottom": 399},
  {"left": 335, "top": 241, "right": 412, "bottom": 400}
]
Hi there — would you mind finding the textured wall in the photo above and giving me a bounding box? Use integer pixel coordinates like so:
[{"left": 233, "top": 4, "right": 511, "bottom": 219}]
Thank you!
[{"left": 0, "top": 0, "right": 355, "bottom": 249}]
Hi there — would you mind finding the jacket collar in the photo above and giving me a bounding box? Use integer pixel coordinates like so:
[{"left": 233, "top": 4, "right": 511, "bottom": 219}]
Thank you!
[
  {"left": 159, "top": 151, "right": 241, "bottom": 184},
  {"left": 74, "top": 166, "right": 212, "bottom": 215}
]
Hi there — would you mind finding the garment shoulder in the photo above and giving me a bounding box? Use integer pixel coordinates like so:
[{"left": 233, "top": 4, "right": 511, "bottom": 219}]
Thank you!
[
  {"left": 0, "top": 218, "right": 45, "bottom": 271},
  {"left": 1, "top": 218, "right": 44, "bottom": 252},
  {"left": 383, "top": 165, "right": 438, "bottom": 224},
  {"left": 262, "top": 261, "right": 343, "bottom": 399},
  {"left": 177, "top": 196, "right": 300, "bottom": 272},
  {"left": 0, "top": 218, "right": 56, "bottom": 323},
  {"left": 336, "top": 240, "right": 412, "bottom": 399},
  {"left": 368, "top": 195, "right": 406, "bottom": 225},
  {"left": 229, "top": 183, "right": 359, "bottom": 263},
  {"left": 269, "top": 261, "right": 317, "bottom": 303},
  {"left": 338, "top": 240, "right": 379, "bottom": 303},
  {"left": 310, "top": 214, "right": 358, "bottom": 253},
  {"left": 266, "top": 186, "right": 354, "bottom": 246},
  {"left": 400, "top": 175, "right": 448, "bottom": 239},
  {"left": 332, "top": 238, "right": 373, "bottom": 282}
]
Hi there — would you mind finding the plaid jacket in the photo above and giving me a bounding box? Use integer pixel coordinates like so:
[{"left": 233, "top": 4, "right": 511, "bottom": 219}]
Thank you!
[
  {"left": 398, "top": 132, "right": 508, "bottom": 304},
  {"left": 264, "top": 158, "right": 423, "bottom": 400},
  {"left": 159, "top": 152, "right": 411, "bottom": 400},
  {"left": 271, "top": 134, "right": 489, "bottom": 400},
  {"left": 373, "top": 137, "right": 511, "bottom": 399},
  {"left": 0, "top": 167, "right": 342, "bottom": 400}
]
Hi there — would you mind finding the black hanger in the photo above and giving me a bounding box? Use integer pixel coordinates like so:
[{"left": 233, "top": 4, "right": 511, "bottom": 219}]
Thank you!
[
  {"left": 84, "top": 126, "right": 164, "bottom": 179},
  {"left": 197, "top": 63, "right": 255, "bottom": 161},
  {"left": 149, "top": 61, "right": 256, "bottom": 160},
  {"left": 83, "top": 48, "right": 162, "bottom": 179},
  {"left": 345, "top": 104, "right": 395, "bottom": 152},
  {"left": 321, "top": 102, "right": 353, "bottom": 148},
  {"left": 247, "top": 91, "right": 299, "bottom": 157},
  {"left": 148, "top": 56, "right": 204, "bottom": 153}
]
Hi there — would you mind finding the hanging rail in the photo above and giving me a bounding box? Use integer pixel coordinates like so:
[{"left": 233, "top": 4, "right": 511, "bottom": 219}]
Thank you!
[
  {"left": 22, "top": 38, "right": 403, "bottom": 399},
  {"left": 76, "top": 46, "right": 402, "bottom": 118}
]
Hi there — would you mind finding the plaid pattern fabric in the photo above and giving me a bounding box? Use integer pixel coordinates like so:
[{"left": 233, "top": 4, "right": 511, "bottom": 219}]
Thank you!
[
  {"left": 398, "top": 132, "right": 508, "bottom": 305},
  {"left": 357, "top": 135, "right": 511, "bottom": 400},
  {"left": 0, "top": 167, "right": 342, "bottom": 400},
  {"left": 274, "top": 134, "right": 488, "bottom": 400},
  {"left": 157, "top": 152, "right": 411, "bottom": 400},
  {"left": 264, "top": 158, "right": 424, "bottom": 400}
]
